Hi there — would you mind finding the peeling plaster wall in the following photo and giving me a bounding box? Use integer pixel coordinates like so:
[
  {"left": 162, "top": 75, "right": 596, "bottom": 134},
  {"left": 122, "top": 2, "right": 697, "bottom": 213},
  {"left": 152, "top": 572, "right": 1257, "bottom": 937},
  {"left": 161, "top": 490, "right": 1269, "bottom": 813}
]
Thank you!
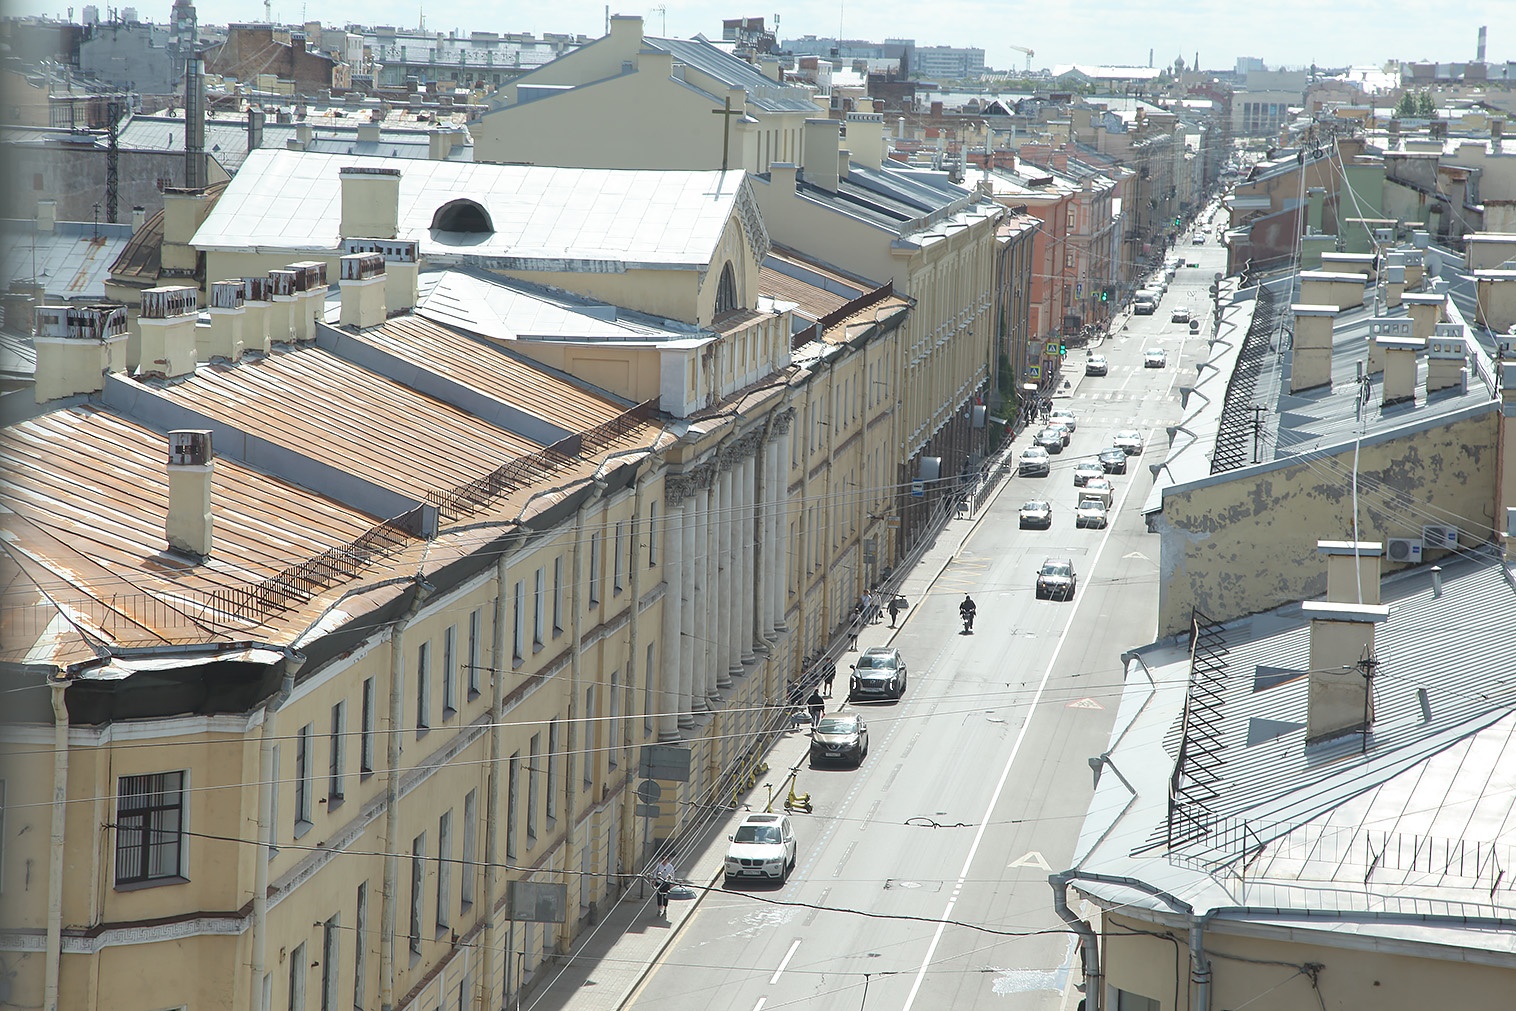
[{"left": 1156, "top": 410, "right": 1499, "bottom": 637}]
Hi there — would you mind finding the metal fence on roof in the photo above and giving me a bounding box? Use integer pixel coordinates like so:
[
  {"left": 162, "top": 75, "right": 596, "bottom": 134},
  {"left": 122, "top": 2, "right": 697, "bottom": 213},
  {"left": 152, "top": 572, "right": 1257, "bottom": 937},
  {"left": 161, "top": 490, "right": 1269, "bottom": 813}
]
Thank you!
[{"left": 1210, "top": 285, "right": 1278, "bottom": 474}]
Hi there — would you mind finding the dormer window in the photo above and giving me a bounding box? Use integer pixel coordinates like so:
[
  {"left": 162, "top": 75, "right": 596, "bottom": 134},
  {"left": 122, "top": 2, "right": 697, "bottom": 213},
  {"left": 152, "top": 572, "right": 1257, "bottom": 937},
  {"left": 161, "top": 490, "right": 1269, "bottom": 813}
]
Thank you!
[{"left": 431, "top": 199, "right": 493, "bottom": 233}]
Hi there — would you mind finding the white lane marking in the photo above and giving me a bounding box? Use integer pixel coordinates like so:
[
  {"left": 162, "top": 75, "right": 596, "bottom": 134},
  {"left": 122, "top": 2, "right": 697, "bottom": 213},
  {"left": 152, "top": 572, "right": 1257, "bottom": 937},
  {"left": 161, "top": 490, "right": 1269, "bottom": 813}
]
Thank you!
[
  {"left": 899, "top": 476, "right": 1127, "bottom": 1011},
  {"left": 751, "top": 999, "right": 767, "bottom": 1011},
  {"left": 769, "top": 939, "right": 802, "bottom": 984}
]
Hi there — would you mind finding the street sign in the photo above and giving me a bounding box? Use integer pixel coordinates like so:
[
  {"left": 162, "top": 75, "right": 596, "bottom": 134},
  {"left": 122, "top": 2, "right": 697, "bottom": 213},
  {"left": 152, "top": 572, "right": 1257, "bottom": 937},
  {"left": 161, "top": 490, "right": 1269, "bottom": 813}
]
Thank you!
[
  {"left": 1028, "top": 365, "right": 1042, "bottom": 379},
  {"left": 635, "top": 804, "right": 662, "bottom": 818},
  {"left": 507, "top": 880, "right": 568, "bottom": 923},
  {"left": 636, "top": 780, "right": 663, "bottom": 803},
  {"left": 639, "top": 744, "right": 692, "bottom": 781},
  {"left": 1076, "top": 282, "right": 1083, "bottom": 298},
  {"left": 910, "top": 480, "right": 924, "bottom": 498}
]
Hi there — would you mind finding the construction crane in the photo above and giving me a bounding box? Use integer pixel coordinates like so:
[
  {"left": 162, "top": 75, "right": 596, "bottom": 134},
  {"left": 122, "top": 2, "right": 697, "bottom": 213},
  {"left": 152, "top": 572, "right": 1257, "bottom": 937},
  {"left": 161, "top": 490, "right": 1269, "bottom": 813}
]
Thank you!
[{"left": 1010, "top": 44, "right": 1034, "bottom": 74}]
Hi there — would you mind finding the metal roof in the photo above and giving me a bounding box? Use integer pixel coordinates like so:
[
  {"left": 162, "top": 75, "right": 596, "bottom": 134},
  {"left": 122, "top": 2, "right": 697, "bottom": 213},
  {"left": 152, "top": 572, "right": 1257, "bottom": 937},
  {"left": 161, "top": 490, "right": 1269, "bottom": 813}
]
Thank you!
[
  {"left": 1, "top": 219, "right": 134, "bottom": 302},
  {"left": 1072, "top": 554, "right": 1516, "bottom": 947},
  {"left": 192, "top": 149, "right": 750, "bottom": 269},
  {"left": 758, "top": 246, "right": 868, "bottom": 321},
  {"left": 0, "top": 405, "right": 388, "bottom": 665},
  {"left": 647, "top": 35, "right": 821, "bottom": 114}
]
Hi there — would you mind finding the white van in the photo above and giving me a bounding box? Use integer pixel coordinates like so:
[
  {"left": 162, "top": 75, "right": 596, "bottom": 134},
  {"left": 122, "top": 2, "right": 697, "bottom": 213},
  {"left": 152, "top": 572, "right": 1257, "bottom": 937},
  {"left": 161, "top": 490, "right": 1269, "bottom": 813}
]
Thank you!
[{"left": 1133, "top": 289, "right": 1160, "bottom": 314}]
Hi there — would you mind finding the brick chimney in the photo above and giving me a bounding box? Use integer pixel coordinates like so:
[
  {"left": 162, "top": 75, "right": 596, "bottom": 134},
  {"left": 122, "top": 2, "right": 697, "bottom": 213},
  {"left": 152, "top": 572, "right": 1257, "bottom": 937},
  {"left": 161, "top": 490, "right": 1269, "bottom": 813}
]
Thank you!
[
  {"left": 166, "top": 429, "right": 214, "bottom": 558},
  {"left": 1304, "top": 541, "right": 1388, "bottom": 744},
  {"left": 32, "top": 304, "right": 129, "bottom": 403},
  {"left": 1289, "top": 303, "right": 1339, "bottom": 392},
  {"left": 138, "top": 285, "right": 200, "bottom": 379},
  {"left": 339, "top": 252, "right": 388, "bottom": 329},
  {"left": 802, "top": 118, "right": 841, "bottom": 193},
  {"left": 339, "top": 165, "right": 402, "bottom": 240},
  {"left": 205, "top": 280, "right": 246, "bottom": 361},
  {"left": 267, "top": 269, "right": 299, "bottom": 344},
  {"left": 1377, "top": 333, "right": 1424, "bottom": 406},
  {"left": 288, "top": 261, "right": 328, "bottom": 342},
  {"left": 241, "top": 276, "right": 272, "bottom": 353}
]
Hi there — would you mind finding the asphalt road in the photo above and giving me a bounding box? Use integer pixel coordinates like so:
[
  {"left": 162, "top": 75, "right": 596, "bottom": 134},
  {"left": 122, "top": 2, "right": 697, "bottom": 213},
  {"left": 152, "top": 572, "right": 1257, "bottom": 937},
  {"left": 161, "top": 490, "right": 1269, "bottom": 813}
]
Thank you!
[{"left": 627, "top": 234, "right": 1225, "bottom": 1011}]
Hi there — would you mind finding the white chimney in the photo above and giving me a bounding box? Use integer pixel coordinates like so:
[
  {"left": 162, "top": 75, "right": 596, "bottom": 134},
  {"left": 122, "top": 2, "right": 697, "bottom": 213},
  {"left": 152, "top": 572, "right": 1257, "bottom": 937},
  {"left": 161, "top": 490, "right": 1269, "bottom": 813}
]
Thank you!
[
  {"left": 339, "top": 165, "right": 402, "bottom": 240},
  {"left": 32, "top": 304, "right": 129, "bottom": 403},
  {"left": 846, "top": 109, "right": 885, "bottom": 170},
  {"left": 36, "top": 199, "right": 57, "bottom": 233},
  {"left": 267, "top": 269, "right": 299, "bottom": 344},
  {"left": 166, "top": 429, "right": 214, "bottom": 558},
  {"left": 241, "top": 275, "right": 273, "bottom": 354},
  {"left": 1377, "top": 333, "right": 1425, "bottom": 406},
  {"left": 339, "top": 252, "right": 388, "bottom": 329},
  {"left": 131, "top": 205, "right": 147, "bottom": 231},
  {"left": 205, "top": 280, "right": 246, "bottom": 361},
  {"left": 287, "top": 261, "right": 329, "bottom": 342},
  {"left": 137, "top": 285, "right": 200, "bottom": 379},
  {"left": 1303, "top": 541, "right": 1389, "bottom": 744}
]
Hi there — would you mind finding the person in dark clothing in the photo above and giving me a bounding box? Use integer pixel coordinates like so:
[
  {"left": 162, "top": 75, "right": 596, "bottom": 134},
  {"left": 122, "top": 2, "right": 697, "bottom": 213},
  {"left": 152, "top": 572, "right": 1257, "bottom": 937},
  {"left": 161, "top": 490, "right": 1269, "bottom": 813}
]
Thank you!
[
  {"left": 807, "top": 690, "right": 825, "bottom": 728},
  {"left": 887, "top": 594, "right": 903, "bottom": 628}
]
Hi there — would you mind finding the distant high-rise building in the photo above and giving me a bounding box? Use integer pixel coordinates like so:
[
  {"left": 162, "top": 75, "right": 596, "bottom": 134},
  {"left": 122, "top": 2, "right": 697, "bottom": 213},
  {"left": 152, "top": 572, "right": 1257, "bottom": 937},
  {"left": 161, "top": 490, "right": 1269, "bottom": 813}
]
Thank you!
[{"left": 82, "top": 5, "right": 99, "bottom": 24}]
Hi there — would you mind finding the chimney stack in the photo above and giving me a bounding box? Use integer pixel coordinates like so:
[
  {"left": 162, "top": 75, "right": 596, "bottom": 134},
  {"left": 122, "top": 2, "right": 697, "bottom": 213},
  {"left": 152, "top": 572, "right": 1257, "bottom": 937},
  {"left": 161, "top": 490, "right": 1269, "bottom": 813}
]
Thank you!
[
  {"left": 32, "top": 304, "right": 129, "bottom": 403},
  {"left": 1402, "top": 291, "right": 1444, "bottom": 339},
  {"left": 36, "top": 199, "right": 57, "bottom": 233},
  {"left": 1288, "top": 303, "right": 1339, "bottom": 392},
  {"left": 267, "top": 269, "right": 299, "bottom": 343},
  {"left": 166, "top": 429, "right": 214, "bottom": 558},
  {"left": 288, "top": 261, "right": 328, "bottom": 341},
  {"left": 1426, "top": 324, "right": 1468, "bottom": 394},
  {"left": 802, "top": 118, "right": 841, "bottom": 193},
  {"left": 205, "top": 280, "right": 246, "bottom": 361},
  {"left": 1304, "top": 541, "right": 1388, "bottom": 744},
  {"left": 340, "top": 165, "right": 402, "bottom": 240},
  {"left": 247, "top": 106, "right": 265, "bottom": 153},
  {"left": 138, "top": 285, "right": 200, "bottom": 379},
  {"left": 241, "top": 276, "right": 273, "bottom": 353},
  {"left": 1377, "top": 333, "right": 1424, "bottom": 406},
  {"left": 131, "top": 205, "right": 147, "bottom": 231},
  {"left": 339, "top": 252, "right": 388, "bottom": 329},
  {"left": 846, "top": 109, "right": 885, "bottom": 170},
  {"left": 427, "top": 128, "right": 452, "bottom": 160}
]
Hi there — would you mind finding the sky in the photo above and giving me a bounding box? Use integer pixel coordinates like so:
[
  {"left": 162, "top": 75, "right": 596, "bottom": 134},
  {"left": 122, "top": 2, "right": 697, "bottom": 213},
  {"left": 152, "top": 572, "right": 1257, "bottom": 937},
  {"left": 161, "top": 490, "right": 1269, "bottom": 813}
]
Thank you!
[{"left": 22, "top": 0, "right": 1513, "bottom": 73}]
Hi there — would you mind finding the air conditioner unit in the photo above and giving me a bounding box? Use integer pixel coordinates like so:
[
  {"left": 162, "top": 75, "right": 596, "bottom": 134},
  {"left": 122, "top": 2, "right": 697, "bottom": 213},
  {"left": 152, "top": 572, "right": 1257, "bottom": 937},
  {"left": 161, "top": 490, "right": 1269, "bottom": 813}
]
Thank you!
[
  {"left": 1422, "top": 525, "right": 1459, "bottom": 550},
  {"left": 1386, "top": 538, "right": 1423, "bottom": 564}
]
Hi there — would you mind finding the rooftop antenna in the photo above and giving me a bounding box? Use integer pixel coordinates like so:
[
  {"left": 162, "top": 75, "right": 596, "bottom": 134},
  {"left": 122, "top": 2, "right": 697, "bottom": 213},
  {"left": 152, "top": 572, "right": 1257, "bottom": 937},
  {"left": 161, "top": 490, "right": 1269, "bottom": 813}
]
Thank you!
[
  {"left": 651, "top": 4, "right": 665, "bottom": 36},
  {"left": 263, "top": 0, "right": 269, "bottom": 22}
]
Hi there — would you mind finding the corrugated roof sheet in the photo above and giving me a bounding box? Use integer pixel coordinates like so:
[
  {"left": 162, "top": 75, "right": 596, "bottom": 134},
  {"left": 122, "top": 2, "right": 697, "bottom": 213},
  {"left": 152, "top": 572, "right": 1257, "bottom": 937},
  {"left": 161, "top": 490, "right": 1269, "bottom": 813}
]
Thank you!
[
  {"left": 415, "top": 268, "right": 698, "bottom": 342},
  {"left": 649, "top": 36, "right": 821, "bottom": 114},
  {"left": 1, "top": 219, "right": 134, "bottom": 302},
  {"left": 192, "top": 149, "right": 749, "bottom": 268}
]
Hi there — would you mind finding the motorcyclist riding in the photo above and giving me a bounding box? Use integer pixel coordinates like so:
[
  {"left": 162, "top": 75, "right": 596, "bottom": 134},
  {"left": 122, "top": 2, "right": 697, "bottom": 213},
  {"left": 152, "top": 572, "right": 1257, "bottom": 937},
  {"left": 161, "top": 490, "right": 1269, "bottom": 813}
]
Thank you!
[{"left": 959, "top": 593, "right": 977, "bottom": 633}]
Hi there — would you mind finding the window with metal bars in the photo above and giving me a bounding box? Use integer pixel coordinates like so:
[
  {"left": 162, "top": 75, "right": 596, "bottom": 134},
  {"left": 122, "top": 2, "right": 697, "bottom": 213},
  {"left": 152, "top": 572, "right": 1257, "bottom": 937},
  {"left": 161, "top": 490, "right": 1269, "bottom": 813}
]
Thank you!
[{"left": 115, "top": 771, "right": 186, "bottom": 885}]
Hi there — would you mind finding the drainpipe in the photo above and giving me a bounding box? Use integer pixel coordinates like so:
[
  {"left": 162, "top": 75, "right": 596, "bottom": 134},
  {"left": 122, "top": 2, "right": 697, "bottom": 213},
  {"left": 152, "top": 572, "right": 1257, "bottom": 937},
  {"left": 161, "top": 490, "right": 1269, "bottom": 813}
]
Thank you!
[
  {"left": 1191, "top": 918, "right": 1214, "bottom": 1011},
  {"left": 1048, "top": 870, "right": 1103, "bottom": 1011},
  {"left": 480, "top": 546, "right": 511, "bottom": 1011},
  {"left": 251, "top": 653, "right": 304, "bottom": 1011},
  {"left": 44, "top": 677, "right": 69, "bottom": 1011},
  {"left": 381, "top": 578, "right": 433, "bottom": 1011}
]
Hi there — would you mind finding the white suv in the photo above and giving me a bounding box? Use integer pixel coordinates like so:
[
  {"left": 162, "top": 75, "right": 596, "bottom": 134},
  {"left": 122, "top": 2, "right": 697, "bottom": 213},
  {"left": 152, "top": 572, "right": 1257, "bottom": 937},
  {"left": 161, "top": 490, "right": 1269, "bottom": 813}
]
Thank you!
[{"left": 724, "top": 813, "right": 797, "bottom": 884}]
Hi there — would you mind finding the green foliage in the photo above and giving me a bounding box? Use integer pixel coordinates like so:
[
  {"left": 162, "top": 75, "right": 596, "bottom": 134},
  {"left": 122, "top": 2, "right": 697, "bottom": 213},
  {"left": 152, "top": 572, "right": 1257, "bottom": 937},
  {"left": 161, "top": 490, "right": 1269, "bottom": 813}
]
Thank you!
[
  {"left": 1416, "top": 91, "right": 1436, "bottom": 117},
  {"left": 1394, "top": 91, "right": 1416, "bottom": 118}
]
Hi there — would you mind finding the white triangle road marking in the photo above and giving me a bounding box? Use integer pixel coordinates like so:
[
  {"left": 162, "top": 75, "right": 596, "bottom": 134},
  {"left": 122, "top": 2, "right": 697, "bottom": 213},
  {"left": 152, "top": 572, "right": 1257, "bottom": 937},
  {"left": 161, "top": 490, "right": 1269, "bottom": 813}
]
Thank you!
[{"left": 1008, "top": 850, "right": 1052, "bottom": 871}]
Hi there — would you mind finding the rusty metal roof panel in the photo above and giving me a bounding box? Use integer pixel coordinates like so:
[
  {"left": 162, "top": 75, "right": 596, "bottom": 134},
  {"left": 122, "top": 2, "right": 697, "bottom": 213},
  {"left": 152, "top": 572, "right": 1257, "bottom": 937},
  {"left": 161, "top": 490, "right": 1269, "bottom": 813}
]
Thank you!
[
  {"left": 341, "top": 315, "right": 634, "bottom": 433},
  {"left": 0, "top": 405, "right": 391, "bottom": 664},
  {"left": 149, "top": 346, "right": 543, "bottom": 501}
]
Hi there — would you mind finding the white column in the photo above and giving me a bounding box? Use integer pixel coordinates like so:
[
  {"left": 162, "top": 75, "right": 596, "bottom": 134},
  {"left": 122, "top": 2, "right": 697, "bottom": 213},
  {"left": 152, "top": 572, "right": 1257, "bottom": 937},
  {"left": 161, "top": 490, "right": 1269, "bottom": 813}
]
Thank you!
[
  {"left": 772, "top": 426, "right": 791, "bottom": 631},
  {"left": 740, "top": 454, "right": 757, "bottom": 664},
  {"left": 720, "top": 466, "right": 740, "bottom": 682},
  {"left": 678, "top": 497, "right": 699, "bottom": 727},
  {"left": 755, "top": 441, "right": 774, "bottom": 645},
  {"left": 704, "top": 482, "right": 721, "bottom": 701},
  {"left": 659, "top": 497, "right": 684, "bottom": 741}
]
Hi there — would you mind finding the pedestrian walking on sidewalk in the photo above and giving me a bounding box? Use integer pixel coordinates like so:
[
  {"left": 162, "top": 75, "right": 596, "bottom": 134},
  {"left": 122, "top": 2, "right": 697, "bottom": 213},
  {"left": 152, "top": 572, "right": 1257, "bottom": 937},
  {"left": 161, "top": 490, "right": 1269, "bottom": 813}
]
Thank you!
[
  {"left": 887, "top": 594, "right": 903, "bottom": 628},
  {"left": 822, "top": 659, "right": 836, "bottom": 697},
  {"left": 807, "top": 690, "right": 825, "bottom": 728},
  {"left": 652, "top": 854, "right": 676, "bottom": 916}
]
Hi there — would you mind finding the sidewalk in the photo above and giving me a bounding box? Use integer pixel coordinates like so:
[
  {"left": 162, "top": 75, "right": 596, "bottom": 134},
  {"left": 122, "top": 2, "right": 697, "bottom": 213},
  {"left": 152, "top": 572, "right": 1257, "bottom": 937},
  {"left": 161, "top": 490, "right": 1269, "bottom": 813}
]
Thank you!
[{"left": 522, "top": 468, "right": 1028, "bottom": 1011}]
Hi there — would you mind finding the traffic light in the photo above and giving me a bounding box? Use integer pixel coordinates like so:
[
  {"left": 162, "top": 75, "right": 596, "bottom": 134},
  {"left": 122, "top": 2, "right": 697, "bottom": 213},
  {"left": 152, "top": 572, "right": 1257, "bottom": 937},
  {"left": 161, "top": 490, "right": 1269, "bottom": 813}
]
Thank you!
[
  {"left": 1099, "top": 287, "right": 1110, "bottom": 302},
  {"left": 1059, "top": 342, "right": 1067, "bottom": 356}
]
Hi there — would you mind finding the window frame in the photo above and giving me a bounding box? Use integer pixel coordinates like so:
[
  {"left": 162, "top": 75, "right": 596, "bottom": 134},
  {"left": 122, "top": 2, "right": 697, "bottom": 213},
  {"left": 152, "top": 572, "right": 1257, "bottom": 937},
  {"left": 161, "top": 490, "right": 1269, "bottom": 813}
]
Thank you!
[
  {"left": 114, "top": 770, "right": 188, "bottom": 887},
  {"left": 328, "top": 701, "right": 346, "bottom": 809},
  {"left": 359, "top": 677, "right": 375, "bottom": 777}
]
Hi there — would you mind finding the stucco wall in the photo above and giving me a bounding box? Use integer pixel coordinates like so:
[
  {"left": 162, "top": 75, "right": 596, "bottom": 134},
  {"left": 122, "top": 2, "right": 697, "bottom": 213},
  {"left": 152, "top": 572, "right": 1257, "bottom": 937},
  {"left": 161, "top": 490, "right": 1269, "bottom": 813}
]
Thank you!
[{"left": 1156, "top": 409, "right": 1499, "bottom": 637}]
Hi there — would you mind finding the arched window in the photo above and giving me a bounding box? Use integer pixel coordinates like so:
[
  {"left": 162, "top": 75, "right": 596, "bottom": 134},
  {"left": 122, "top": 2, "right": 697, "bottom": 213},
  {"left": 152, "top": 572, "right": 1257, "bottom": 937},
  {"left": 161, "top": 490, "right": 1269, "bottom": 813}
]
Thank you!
[
  {"left": 715, "top": 262, "right": 738, "bottom": 315},
  {"left": 430, "top": 199, "right": 493, "bottom": 233}
]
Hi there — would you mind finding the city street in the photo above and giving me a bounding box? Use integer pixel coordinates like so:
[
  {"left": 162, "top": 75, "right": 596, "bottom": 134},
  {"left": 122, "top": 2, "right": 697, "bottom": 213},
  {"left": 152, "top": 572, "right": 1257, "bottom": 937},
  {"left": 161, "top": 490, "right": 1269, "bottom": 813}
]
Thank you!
[{"left": 622, "top": 235, "right": 1225, "bottom": 1011}]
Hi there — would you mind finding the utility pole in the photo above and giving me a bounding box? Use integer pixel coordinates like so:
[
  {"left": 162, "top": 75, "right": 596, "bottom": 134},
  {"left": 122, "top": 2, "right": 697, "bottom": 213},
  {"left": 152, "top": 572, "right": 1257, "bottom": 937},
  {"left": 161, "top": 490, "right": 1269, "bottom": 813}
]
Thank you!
[
  {"left": 1358, "top": 648, "right": 1379, "bottom": 755},
  {"left": 105, "top": 99, "right": 119, "bottom": 222}
]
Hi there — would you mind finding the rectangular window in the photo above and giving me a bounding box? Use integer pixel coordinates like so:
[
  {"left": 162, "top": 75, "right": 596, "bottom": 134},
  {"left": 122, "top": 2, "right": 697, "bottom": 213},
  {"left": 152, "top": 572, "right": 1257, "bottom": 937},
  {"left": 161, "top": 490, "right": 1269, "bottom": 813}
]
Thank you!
[
  {"left": 583, "top": 686, "right": 596, "bottom": 787},
  {"left": 288, "top": 941, "right": 307, "bottom": 1011},
  {"left": 546, "top": 721, "right": 559, "bottom": 820},
  {"left": 506, "top": 753, "right": 520, "bottom": 859},
  {"left": 354, "top": 881, "right": 368, "bottom": 1010},
  {"left": 320, "top": 915, "right": 340, "bottom": 1011},
  {"left": 436, "top": 811, "right": 452, "bottom": 931},
  {"left": 648, "top": 501, "right": 658, "bottom": 566},
  {"left": 589, "top": 533, "right": 601, "bottom": 604},
  {"left": 552, "top": 558, "right": 563, "bottom": 633},
  {"left": 409, "top": 833, "right": 425, "bottom": 956},
  {"left": 295, "top": 725, "right": 314, "bottom": 833},
  {"left": 533, "top": 568, "right": 545, "bottom": 647},
  {"left": 360, "top": 677, "right": 375, "bottom": 776},
  {"left": 512, "top": 580, "right": 525, "bottom": 661},
  {"left": 527, "top": 734, "right": 540, "bottom": 841},
  {"left": 461, "top": 790, "right": 477, "bottom": 911},
  {"left": 613, "top": 521, "right": 624, "bottom": 592},
  {"left": 609, "top": 671, "right": 621, "bottom": 770},
  {"left": 416, "top": 641, "right": 431, "bottom": 735},
  {"left": 115, "top": 771, "right": 186, "bottom": 885},
  {"left": 442, "top": 625, "right": 457, "bottom": 718},
  {"left": 467, "top": 608, "right": 482, "bottom": 699},
  {"left": 328, "top": 702, "right": 346, "bottom": 809}
]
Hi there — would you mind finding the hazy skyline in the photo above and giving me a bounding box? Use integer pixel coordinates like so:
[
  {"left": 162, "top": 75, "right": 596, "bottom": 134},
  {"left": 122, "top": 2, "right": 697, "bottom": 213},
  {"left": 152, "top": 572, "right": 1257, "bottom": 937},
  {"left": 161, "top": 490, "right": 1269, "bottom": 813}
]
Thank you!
[{"left": 18, "top": 0, "right": 1511, "bottom": 74}]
